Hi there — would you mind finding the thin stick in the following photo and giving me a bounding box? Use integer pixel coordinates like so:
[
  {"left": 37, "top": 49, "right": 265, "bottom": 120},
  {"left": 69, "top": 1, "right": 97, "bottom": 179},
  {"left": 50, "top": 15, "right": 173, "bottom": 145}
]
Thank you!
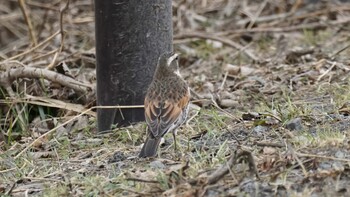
[
  {"left": 246, "top": 0, "right": 268, "bottom": 29},
  {"left": 331, "top": 44, "right": 350, "bottom": 58},
  {"left": 0, "top": 66, "right": 90, "bottom": 93},
  {"left": 219, "top": 18, "right": 350, "bottom": 35},
  {"left": 255, "top": 141, "right": 284, "bottom": 148},
  {"left": 125, "top": 177, "right": 159, "bottom": 183},
  {"left": 317, "top": 61, "right": 336, "bottom": 82},
  {"left": 206, "top": 149, "right": 259, "bottom": 185},
  {"left": 210, "top": 94, "right": 239, "bottom": 121},
  {"left": 219, "top": 71, "right": 228, "bottom": 90},
  {"left": 46, "top": 0, "right": 70, "bottom": 70},
  {"left": 3, "top": 96, "right": 97, "bottom": 116},
  {"left": 18, "top": 0, "right": 37, "bottom": 46},
  {"left": 296, "top": 152, "right": 350, "bottom": 163},
  {"left": 5, "top": 30, "right": 60, "bottom": 61}
]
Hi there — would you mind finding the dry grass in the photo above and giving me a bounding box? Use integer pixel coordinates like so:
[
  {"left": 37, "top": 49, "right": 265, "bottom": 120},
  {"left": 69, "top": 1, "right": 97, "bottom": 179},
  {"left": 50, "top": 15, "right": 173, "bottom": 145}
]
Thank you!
[{"left": 1, "top": 0, "right": 350, "bottom": 196}]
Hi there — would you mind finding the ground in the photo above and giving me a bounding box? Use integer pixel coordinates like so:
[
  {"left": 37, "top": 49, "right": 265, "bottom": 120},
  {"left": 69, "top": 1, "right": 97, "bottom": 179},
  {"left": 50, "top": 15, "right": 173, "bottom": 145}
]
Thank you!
[{"left": 1, "top": 0, "right": 350, "bottom": 196}]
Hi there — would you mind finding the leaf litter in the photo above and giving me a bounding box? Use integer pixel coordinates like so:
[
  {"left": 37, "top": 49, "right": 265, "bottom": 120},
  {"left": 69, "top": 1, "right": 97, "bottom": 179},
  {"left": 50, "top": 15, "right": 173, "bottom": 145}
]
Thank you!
[{"left": 1, "top": 0, "right": 350, "bottom": 196}]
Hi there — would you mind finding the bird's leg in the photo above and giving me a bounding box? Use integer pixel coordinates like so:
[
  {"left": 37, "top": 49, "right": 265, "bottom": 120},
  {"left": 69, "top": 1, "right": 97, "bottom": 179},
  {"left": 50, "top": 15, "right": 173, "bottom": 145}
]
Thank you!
[{"left": 172, "top": 130, "right": 177, "bottom": 152}]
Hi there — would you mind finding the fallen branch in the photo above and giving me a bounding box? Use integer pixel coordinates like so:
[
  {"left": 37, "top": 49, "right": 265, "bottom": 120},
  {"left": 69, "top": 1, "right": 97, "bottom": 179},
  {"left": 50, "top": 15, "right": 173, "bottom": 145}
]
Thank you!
[
  {"left": 18, "top": 0, "right": 37, "bottom": 46},
  {"left": 190, "top": 149, "right": 260, "bottom": 186},
  {"left": 0, "top": 64, "right": 91, "bottom": 94},
  {"left": 207, "top": 149, "right": 260, "bottom": 185}
]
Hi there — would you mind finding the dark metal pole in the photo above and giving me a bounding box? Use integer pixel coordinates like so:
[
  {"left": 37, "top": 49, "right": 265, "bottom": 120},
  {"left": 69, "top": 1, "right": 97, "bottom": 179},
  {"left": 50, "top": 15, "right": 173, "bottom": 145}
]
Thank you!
[{"left": 94, "top": 0, "right": 173, "bottom": 131}]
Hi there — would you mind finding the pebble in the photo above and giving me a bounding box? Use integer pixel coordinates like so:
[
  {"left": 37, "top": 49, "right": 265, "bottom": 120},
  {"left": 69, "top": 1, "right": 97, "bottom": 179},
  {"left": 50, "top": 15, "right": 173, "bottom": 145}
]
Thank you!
[
  {"left": 335, "top": 150, "right": 345, "bottom": 159},
  {"left": 222, "top": 63, "right": 240, "bottom": 75},
  {"left": 219, "top": 99, "right": 238, "bottom": 108},
  {"left": 240, "top": 66, "right": 255, "bottom": 76},
  {"left": 253, "top": 125, "right": 268, "bottom": 136},
  {"left": 285, "top": 117, "right": 303, "bottom": 131},
  {"left": 150, "top": 160, "right": 166, "bottom": 169}
]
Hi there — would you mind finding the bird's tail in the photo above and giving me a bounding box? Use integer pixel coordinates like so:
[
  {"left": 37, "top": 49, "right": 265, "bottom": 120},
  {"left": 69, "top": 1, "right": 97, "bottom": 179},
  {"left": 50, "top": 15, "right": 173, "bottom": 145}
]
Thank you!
[{"left": 139, "top": 136, "right": 161, "bottom": 158}]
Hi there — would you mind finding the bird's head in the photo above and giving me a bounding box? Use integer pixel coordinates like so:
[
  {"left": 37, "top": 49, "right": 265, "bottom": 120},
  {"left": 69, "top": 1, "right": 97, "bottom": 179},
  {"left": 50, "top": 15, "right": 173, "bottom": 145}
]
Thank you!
[{"left": 157, "top": 52, "right": 180, "bottom": 76}]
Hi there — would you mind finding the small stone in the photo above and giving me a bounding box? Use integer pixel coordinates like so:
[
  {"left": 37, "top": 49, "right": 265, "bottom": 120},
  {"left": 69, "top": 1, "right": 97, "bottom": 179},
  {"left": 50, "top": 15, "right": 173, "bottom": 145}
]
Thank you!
[
  {"left": 222, "top": 63, "right": 240, "bottom": 75},
  {"left": 263, "top": 147, "right": 276, "bottom": 155},
  {"left": 203, "top": 81, "right": 214, "bottom": 92},
  {"left": 108, "top": 151, "right": 127, "bottom": 163},
  {"left": 242, "top": 112, "right": 260, "bottom": 120},
  {"left": 240, "top": 65, "right": 255, "bottom": 76},
  {"left": 332, "top": 161, "right": 345, "bottom": 171},
  {"left": 206, "top": 40, "right": 223, "bottom": 48},
  {"left": 219, "top": 91, "right": 234, "bottom": 99},
  {"left": 253, "top": 125, "right": 268, "bottom": 136},
  {"left": 335, "top": 150, "right": 345, "bottom": 158},
  {"left": 285, "top": 118, "right": 303, "bottom": 131},
  {"left": 318, "top": 161, "right": 332, "bottom": 170},
  {"left": 149, "top": 160, "right": 166, "bottom": 169},
  {"left": 219, "top": 99, "right": 238, "bottom": 108}
]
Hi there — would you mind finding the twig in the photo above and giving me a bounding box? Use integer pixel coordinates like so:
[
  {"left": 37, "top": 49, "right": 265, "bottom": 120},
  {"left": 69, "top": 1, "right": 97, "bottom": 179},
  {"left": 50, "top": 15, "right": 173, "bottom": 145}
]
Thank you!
[
  {"left": 189, "top": 88, "right": 204, "bottom": 100},
  {"left": 220, "top": 18, "right": 350, "bottom": 35},
  {"left": 206, "top": 149, "right": 259, "bottom": 185},
  {"left": 0, "top": 167, "right": 17, "bottom": 174},
  {"left": 287, "top": 143, "right": 308, "bottom": 177},
  {"left": 289, "top": 5, "right": 350, "bottom": 22},
  {"left": 46, "top": 0, "right": 70, "bottom": 70},
  {"left": 22, "top": 177, "right": 65, "bottom": 183},
  {"left": 189, "top": 149, "right": 259, "bottom": 186},
  {"left": 317, "top": 61, "right": 336, "bottom": 82},
  {"left": 186, "top": 103, "right": 200, "bottom": 126},
  {"left": 2, "top": 95, "right": 96, "bottom": 116},
  {"left": 235, "top": 11, "right": 293, "bottom": 27},
  {"left": 5, "top": 181, "right": 17, "bottom": 196},
  {"left": 209, "top": 94, "right": 240, "bottom": 121},
  {"left": 226, "top": 128, "right": 241, "bottom": 145},
  {"left": 125, "top": 177, "right": 159, "bottom": 183},
  {"left": 219, "top": 71, "right": 228, "bottom": 90},
  {"left": 258, "top": 112, "right": 282, "bottom": 122},
  {"left": 60, "top": 0, "right": 69, "bottom": 37},
  {"left": 46, "top": 49, "right": 60, "bottom": 70},
  {"left": 26, "top": 1, "right": 60, "bottom": 11},
  {"left": 4, "top": 30, "right": 60, "bottom": 61},
  {"left": 0, "top": 13, "right": 22, "bottom": 23},
  {"left": 246, "top": 0, "right": 268, "bottom": 29},
  {"left": 331, "top": 44, "right": 350, "bottom": 58},
  {"left": 0, "top": 66, "right": 91, "bottom": 94},
  {"left": 255, "top": 141, "right": 284, "bottom": 148},
  {"left": 18, "top": 0, "right": 37, "bottom": 46},
  {"left": 174, "top": 32, "right": 259, "bottom": 62},
  {"left": 296, "top": 152, "right": 350, "bottom": 163}
]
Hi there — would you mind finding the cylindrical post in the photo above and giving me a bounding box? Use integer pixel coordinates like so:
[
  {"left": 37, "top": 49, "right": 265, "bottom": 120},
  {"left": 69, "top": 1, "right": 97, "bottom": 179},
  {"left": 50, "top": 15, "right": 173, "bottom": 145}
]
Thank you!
[{"left": 94, "top": 0, "right": 173, "bottom": 131}]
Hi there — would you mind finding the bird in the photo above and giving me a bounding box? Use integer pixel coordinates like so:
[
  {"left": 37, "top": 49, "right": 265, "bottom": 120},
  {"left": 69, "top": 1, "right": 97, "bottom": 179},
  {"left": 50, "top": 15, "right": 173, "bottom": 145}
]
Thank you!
[{"left": 139, "top": 52, "right": 190, "bottom": 158}]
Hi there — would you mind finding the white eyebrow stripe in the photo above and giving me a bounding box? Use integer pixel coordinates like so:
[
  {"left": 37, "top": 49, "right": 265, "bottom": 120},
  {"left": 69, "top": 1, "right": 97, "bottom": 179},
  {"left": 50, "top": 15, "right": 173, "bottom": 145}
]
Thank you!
[{"left": 167, "top": 53, "right": 179, "bottom": 66}]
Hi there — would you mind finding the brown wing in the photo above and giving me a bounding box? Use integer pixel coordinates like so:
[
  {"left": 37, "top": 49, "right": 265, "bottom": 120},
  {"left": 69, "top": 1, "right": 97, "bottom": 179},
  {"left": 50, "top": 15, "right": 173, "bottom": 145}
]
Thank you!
[{"left": 144, "top": 88, "right": 190, "bottom": 138}]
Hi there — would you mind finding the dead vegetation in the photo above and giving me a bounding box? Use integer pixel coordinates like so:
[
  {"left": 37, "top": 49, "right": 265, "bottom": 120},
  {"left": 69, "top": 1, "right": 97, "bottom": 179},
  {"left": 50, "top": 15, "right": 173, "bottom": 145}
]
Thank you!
[{"left": 1, "top": 0, "right": 350, "bottom": 196}]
